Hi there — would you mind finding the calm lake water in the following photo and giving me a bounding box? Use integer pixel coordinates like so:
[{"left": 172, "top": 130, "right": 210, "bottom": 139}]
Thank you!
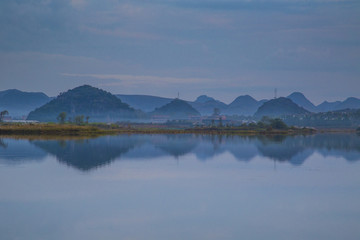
[{"left": 1, "top": 134, "right": 360, "bottom": 240}]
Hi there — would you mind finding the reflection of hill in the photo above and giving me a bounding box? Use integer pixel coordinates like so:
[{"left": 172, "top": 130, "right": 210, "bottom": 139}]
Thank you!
[
  {"left": 225, "top": 136, "right": 258, "bottom": 162},
  {"left": 1, "top": 134, "right": 360, "bottom": 170},
  {"left": 193, "top": 135, "right": 227, "bottom": 160},
  {"left": 309, "top": 134, "right": 360, "bottom": 162},
  {"left": 255, "top": 134, "right": 360, "bottom": 164},
  {"left": 256, "top": 136, "right": 311, "bottom": 165},
  {"left": 0, "top": 138, "right": 47, "bottom": 164},
  {"left": 31, "top": 136, "right": 139, "bottom": 171},
  {"left": 155, "top": 134, "right": 199, "bottom": 158},
  {"left": 193, "top": 135, "right": 258, "bottom": 162}
]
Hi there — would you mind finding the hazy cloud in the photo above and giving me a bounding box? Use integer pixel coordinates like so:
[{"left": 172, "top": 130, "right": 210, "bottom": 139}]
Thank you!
[
  {"left": 0, "top": 0, "right": 359, "bottom": 103},
  {"left": 62, "top": 73, "right": 212, "bottom": 85}
]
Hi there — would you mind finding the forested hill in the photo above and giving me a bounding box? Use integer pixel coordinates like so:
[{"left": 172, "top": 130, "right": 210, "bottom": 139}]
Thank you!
[
  {"left": 255, "top": 97, "right": 310, "bottom": 118},
  {"left": 151, "top": 99, "right": 200, "bottom": 119},
  {"left": 27, "top": 85, "right": 140, "bottom": 122}
]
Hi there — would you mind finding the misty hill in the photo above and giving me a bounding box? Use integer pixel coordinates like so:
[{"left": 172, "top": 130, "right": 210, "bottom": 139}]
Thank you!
[
  {"left": 151, "top": 98, "right": 200, "bottom": 119},
  {"left": 117, "top": 94, "right": 227, "bottom": 115},
  {"left": 254, "top": 97, "right": 310, "bottom": 118},
  {"left": 27, "top": 85, "right": 139, "bottom": 122},
  {"left": 335, "top": 97, "right": 360, "bottom": 110},
  {"left": 117, "top": 94, "right": 173, "bottom": 112},
  {"left": 287, "top": 92, "right": 317, "bottom": 112},
  {"left": 316, "top": 97, "right": 360, "bottom": 112},
  {"left": 194, "top": 95, "right": 216, "bottom": 103},
  {"left": 190, "top": 95, "right": 227, "bottom": 115},
  {"left": 316, "top": 101, "right": 342, "bottom": 112},
  {"left": 225, "top": 95, "right": 263, "bottom": 116},
  {"left": 0, "top": 89, "right": 51, "bottom": 117}
]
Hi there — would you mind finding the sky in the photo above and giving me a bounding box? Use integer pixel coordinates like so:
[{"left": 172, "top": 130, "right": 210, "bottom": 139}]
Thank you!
[{"left": 0, "top": 0, "right": 359, "bottom": 104}]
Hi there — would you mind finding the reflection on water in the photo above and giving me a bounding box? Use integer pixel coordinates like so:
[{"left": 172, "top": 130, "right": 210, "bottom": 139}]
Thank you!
[
  {"left": 0, "top": 138, "right": 47, "bottom": 164},
  {"left": 1, "top": 134, "right": 360, "bottom": 240},
  {"left": 1, "top": 134, "right": 360, "bottom": 171}
]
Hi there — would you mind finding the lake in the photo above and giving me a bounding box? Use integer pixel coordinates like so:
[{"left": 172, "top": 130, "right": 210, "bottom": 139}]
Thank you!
[{"left": 1, "top": 134, "right": 360, "bottom": 240}]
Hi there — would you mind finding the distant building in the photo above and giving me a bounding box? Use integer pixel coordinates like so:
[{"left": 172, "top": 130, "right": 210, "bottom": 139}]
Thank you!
[
  {"left": 4, "top": 120, "right": 39, "bottom": 124},
  {"left": 151, "top": 115, "right": 170, "bottom": 123}
]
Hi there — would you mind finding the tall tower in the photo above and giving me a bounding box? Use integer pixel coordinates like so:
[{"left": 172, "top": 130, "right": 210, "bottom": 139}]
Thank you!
[{"left": 274, "top": 88, "right": 277, "bottom": 99}]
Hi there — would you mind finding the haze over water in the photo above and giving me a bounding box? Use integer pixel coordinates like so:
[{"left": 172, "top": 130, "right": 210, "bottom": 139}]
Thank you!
[{"left": 1, "top": 134, "right": 360, "bottom": 240}]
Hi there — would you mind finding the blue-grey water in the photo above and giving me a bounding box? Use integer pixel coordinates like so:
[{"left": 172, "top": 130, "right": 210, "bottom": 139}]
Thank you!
[{"left": 1, "top": 134, "right": 360, "bottom": 240}]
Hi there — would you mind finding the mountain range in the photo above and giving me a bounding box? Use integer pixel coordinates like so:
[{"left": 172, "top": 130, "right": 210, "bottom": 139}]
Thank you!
[
  {"left": 287, "top": 92, "right": 360, "bottom": 113},
  {"left": 1, "top": 85, "right": 360, "bottom": 120},
  {"left": 117, "top": 92, "right": 360, "bottom": 116}
]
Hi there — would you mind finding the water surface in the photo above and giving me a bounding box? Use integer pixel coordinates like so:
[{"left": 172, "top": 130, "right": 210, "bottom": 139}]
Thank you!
[{"left": 0, "top": 134, "right": 360, "bottom": 240}]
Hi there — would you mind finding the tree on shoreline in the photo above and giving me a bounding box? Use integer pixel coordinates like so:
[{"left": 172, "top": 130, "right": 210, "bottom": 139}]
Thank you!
[
  {"left": 0, "top": 110, "right": 9, "bottom": 122},
  {"left": 75, "top": 115, "right": 85, "bottom": 125},
  {"left": 57, "top": 112, "right": 67, "bottom": 124}
]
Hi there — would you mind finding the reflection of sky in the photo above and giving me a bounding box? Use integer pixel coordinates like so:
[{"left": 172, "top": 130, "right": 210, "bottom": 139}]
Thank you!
[{"left": 0, "top": 1, "right": 359, "bottom": 103}]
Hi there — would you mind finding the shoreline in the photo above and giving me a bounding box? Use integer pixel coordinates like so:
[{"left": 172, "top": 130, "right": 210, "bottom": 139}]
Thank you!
[{"left": 0, "top": 123, "right": 356, "bottom": 137}]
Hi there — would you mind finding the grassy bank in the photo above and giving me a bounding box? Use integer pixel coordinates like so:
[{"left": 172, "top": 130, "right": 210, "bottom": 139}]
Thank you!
[
  {"left": 0, "top": 123, "right": 112, "bottom": 136},
  {"left": 0, "top": 122, "right": 317, "bottom": 136}
]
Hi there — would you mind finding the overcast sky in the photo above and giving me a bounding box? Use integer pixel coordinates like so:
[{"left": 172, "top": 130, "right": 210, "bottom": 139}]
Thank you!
[{"left": 0, "top": 0, "right": 359, "bottom": 104}]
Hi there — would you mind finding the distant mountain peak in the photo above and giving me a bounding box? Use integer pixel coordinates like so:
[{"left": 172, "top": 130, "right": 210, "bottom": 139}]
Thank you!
[
  {"left": 255, "top": 97, "right": 309, "bottom": 118},
  {"left": 195, "top": 95, "right": 215, "bottom": 103},
  {"left": 288, "top": 92, "right": 305, "bottom": 97},
  {"left": 336, "top": 97, "right": 360, "bottom": 110},
  {"left": 0, "top": 89, "right": 51, "bottom": 117},
  {"left": 152, "top": 98, "right": 200, "bottom": 118},
  {"left": 229, "top": 95, "right": 257, "bottom": 105},
  {"left": 0, "top": 88, "right": 49, "bottom": 97},
  {"left": 224, "top": 95, "right": 260, "bottom": 116},
  {"left": 287, "top": 92, "right": 316, "bottom": 112},
  {"left": 234, "top": 94, "right": 255, "bottom": 100},
  {"left": 344, "top": 97, "right": 359, "bottom": 102}
]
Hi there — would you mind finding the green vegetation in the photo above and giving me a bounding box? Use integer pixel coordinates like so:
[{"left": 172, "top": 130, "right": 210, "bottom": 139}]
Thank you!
[
  {"left": 57, "top": 112, "right": 89, "bottom": 125},
  {"left": 0, "top": 123, "right": 111, "bottom": 136},
  {"left": 74, "top": 115, "right": 85, "bottom": 125},
  {"left": 191, "top": 117, "right": 314, "bottom": 134},
  {"left": 57, "top": 112, "right": 67, "bottom": 124}
]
